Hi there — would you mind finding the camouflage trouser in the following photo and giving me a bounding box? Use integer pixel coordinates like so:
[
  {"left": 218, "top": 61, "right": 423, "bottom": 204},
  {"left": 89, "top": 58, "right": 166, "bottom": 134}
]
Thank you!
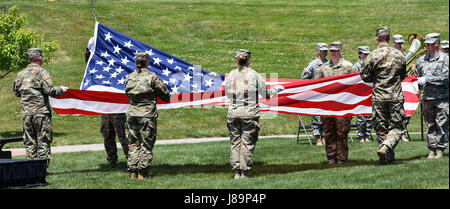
[
  {"left": 372, "top": 101, "right": 405, "bottom": 161},
  {"left": 125, "top": 116, "right": 157, "bottom": 173},
  {"left": 423, "top": 99, "right": 449, "bottom": 150},
  {"left": 356, "top": 115, "right": 372, "bottom": 137},
  {"left": 227, "top": 117, "right": 260, "bottom": 171},
  {"left": 322, "top": 117, "right": 351, "bottom": 161},
  {"left": 311, "top": 116, "right": 324, "bottom": 137},
  {"left": 22, "top": 114, "right": 52, "bottom": 167},
  {"left": 403, "top": 116, "right": 411, "bottom": 137},
  {"left": 100, "top": 113, "right": 129, "bottom": 164}
]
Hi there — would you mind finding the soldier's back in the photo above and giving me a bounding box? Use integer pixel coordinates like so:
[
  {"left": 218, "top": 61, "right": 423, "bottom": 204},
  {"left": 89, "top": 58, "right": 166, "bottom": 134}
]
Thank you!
[
  {"left": 13, "top": 64, "right": 53, "bottom": 115},
  {"left": 365, "top": 44, "right": 405, "bottom": 101},
  {"left": 125, "top": 70, "right": 159, "bottom": 117}
]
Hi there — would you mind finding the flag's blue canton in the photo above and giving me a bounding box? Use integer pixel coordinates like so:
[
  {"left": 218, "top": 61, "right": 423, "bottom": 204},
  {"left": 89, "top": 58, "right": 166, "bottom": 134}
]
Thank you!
[{"left": 81, "top": 23, "right": 225, "bottom": 94}]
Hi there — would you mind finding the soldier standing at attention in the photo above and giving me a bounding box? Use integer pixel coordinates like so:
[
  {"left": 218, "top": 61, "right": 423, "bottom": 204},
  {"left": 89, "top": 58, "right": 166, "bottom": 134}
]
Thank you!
[
  {"left": 352, "top": 46, "right": 372, "bottom": 143},
  {"left": 315, "top": 41, "right": 355, "bottom": 164},
  {"left": 392, "top": 34, "right": 411, "bottom": 143},
  {"left": 84, "top": 37, "right": 129, "bottom": 169},
  {"left": 13, "top": 48, "right": 67, "bottom": 168},
  {"left": 361, "top": 27, "right": 407, "bottom": 165},
  {"left": 225, "top": 49, "right": 282, "bottom": 179},
  {"left": 125, "top": 52, "right": 170, "bottom": 179},
  {"left": 415, "top": 33, "right": 449, "bottom": 159},
  {"left": 302, "top": 43, "right": 328, "bottom": 146},
  {"left": 441, "top": 40, "right": 449, "bottom": 55}
]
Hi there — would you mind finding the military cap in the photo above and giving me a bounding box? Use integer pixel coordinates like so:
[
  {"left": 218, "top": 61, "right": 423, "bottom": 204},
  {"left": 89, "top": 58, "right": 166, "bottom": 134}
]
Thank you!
[
  {"left": 392, "top": 34, "right": 405, "bottom": 44},
  {"left": 135, "top": 52, "right": 149, "bottom": 61},
  {"left": 376, "top": 27, "right": 390, "bottom": 36},
  {"left": 235, "top": 49, "right": 251, "bottom": 58},
  {"left": 358, "top": 46, "right": 370, "bottom": 54},
  {"left": 424, "top": 33, "right": 440, "bottom": 44},
  {"left": 329, "top": 41, "right": 342, "bottom": 51},
  {"left": 441, "top": 40, "right": 449, "bottom": 49},
  {"left": 316, "top": 43, "right": 328, "bottom": 51},
  {"left": 27, "top": 48, "right": 43, "bottom": 57}
]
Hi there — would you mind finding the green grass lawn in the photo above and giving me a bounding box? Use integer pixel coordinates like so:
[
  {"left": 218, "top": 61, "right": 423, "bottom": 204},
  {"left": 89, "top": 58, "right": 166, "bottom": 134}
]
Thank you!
[
  {"left": 15, "top": 135, "right": 446, "bottom": 189},
  {"left": 0, "top": 1, "right": 448, "bottom": 147}
]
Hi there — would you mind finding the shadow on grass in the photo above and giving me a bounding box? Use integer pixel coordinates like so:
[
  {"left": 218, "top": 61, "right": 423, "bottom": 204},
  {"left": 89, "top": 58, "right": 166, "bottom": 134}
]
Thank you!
[
  {"left": 0, "top": 131, "right": 66, "bottom": 138},
  {"left": 51, "top": 154, "right": 428, "bottom": 177}
]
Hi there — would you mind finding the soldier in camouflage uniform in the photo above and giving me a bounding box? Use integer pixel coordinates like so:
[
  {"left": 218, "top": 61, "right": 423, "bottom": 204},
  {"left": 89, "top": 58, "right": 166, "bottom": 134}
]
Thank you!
[
  {"left": 13, "top": 48, "right": 67, "bottom": 168},
  {"left": 225, "top": 49, "right": 282, "bottom": 179},
  {"left": 100, "top": 114, "right": 128, "bottom": 168},
  {"left": 83, "top": 38, "right": 129, "bottom": 169},
  {"left": 415, "top": 33, "right": 449, "bottom": 159},
  {"left": 441, "top": 40, "right": 449, "bottom": 55},
  {"left": 125, "top": 52, "right": 170, "bottom": 179},
  {"left": 302, "top": 43, "right": 328, "bottom": 145},
  {"left": 315, "top": 41, "right": 355, "bottom": 164},
  {"left": 352, "top": 46, "right": 373, "bottom": 143},
  {"left": 392, "top": 35, "right": 412, "bottom": 142},
  {"left": 361, "top": 27, "right": 407, "bottom": 165}
]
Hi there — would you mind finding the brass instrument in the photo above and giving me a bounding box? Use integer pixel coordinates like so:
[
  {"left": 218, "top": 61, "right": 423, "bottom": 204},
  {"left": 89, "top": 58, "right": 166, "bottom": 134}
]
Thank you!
[{"left": 405, "top": 34, "right": 427, "bottom": 76}]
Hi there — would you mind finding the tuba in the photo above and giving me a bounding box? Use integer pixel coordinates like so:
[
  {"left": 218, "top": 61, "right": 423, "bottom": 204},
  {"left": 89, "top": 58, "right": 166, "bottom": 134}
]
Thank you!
[{"left": 405, "top": 34, "right": 427, "bottom": 76}]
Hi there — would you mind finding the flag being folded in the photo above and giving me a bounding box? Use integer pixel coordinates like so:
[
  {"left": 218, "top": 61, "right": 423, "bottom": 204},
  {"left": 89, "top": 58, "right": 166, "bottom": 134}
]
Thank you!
[
  {"left": 50, "top": 73, "right": 420, "bottom": 117},
  {"left": 50, "top": 22, "right": 420, "bottom": 117}
]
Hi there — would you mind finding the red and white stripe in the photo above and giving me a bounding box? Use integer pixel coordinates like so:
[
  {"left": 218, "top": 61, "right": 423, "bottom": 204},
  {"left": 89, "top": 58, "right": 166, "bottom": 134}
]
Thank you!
[{"left": 49, "top": 73, "right": 420, "bottom": 117}]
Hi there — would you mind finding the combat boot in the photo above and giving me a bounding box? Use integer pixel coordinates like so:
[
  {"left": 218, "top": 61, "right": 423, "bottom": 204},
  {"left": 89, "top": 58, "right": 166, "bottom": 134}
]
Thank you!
[
  {"left": 108, "top": 161, "right": 116, "bottom": 169},
  {"left": 138, "top": 172, "right": 148, "bottom": 179},
  {"left": 233, "top": 170, "right": 241, "bottom": 179},
  {"left": 328, "top": 159, "right": 337, "bottom": 164},
  {"left": 435, "top": 148, "right": 444, "bottom": 159},
  {"left": 360, "top": 137, "right": 366, "bottom": 143},
  {"left": 130, "top": 172, "right": 138, "bottom": 179},
  {"left": 241, "top": 170, "right": 250, "bottom": 179},
  {"left": 401, "top": 135, "right": 409, "bottom": 142},
  {"left": 322, "top": 138, "right": 326, "bottom": 145},
  {"left": 427, "top": 148, "right": 436, "bottom": 159},
  {"left": 315, "top": 136, "right": 323, "bottom": 146},
  {"left": 365, "top": 137, "right": 371, "bottom": 142},
  {"left": 377, "top": 145, "right": 389, "bottom": 165}
]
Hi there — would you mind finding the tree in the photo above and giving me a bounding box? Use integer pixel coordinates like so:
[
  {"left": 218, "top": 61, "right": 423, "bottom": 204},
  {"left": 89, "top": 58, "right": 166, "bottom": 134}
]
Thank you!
[{"left": 0, "top": 6, "right": 59, "bottom": 79}]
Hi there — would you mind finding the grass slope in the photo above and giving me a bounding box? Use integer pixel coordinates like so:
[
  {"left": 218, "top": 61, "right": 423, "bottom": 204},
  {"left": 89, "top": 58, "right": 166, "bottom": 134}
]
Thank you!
[
  {"left": 26, "top": 136, "right": 448, "bottom": 189},
  {"left": 1, "top": 0, "right": 448, "bottom": 147}
]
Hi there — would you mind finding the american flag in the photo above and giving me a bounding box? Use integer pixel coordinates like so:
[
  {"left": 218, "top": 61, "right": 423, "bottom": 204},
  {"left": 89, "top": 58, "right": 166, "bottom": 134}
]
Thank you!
[
  {"left": 81, "top": 22, "right": 224, "bottom": 94},
  {"left": 49, "top": 22, "right": 420, "bottom": 117}
]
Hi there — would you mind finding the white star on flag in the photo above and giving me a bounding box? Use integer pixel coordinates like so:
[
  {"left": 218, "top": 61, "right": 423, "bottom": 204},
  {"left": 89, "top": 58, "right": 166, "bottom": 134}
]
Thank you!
[
  {"left": 113, "top": 45, "right": 122, "bottom": 54},
  {"left": 124, "top": 40, "right": 133, "bottom": 48},
  {"left": 104, "top": 32, "right": 113, "bottom": 41}
]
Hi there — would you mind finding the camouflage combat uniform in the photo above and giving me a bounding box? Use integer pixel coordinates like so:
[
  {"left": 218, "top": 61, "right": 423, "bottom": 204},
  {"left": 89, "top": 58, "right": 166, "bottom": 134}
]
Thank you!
[
  {"left": 100, "top": 113, "right": 129, "bottom": 166},
  {"left": 315, "top": 54, "right": 354, "bottom": 162},
  {"left": 13, "top": 49, "right": 65, "bottom": 167},
  {"left": 352, "top": 59, "right": 373, "bottom": 140},
  {"left": 361, "top": 40, "right": 406, "bottom": 163},
  {"left": 415, "top": 50, "right": 449, "bottom": 151},
  {"left": 125, "top": 53, "right": 170, "bottom": 175},
  {"left": 302, "top": 58, "right": 327, "bottom": 138},
  {"left": 225, "top": 50, "right": 279, "bottom": 173}
]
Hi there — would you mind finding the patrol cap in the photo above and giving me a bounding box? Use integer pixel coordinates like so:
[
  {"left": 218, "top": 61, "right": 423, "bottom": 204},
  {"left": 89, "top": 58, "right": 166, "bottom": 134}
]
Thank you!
[
  {"left": 424, "top": 33, "right": 440, "bottom": 44},
  {"left": 316, "top": 43, "right": 328, "bottom": 51},
  {"left": 376, "top": 27, "right": 390, "bottom": 36},
  {"left": 358, "top": 46, "right": 370, "bottom": 54},
  {"left": 135, "top": 52, "right": 149, "bottom": 61},
  {"left": 392, "top": 34, "right": 405, "bottom": 44},
  {"left": 441, "top": 40, "right": 449, "bottom": 49},
  {"left": 235, "top": 49, "right": 251, "bottom": 58},
  {"left": 27, "top": 48, "right": 43, "bottom": 57},
  {"left": 329, "top": 41, "right": 342, "bottom": 51}
]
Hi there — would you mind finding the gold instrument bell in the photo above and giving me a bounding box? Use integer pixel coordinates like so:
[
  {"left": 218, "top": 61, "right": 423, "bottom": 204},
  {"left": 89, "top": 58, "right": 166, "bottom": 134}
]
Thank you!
[{"left": 405, "top": 34, "right": 427, "bottom": 76}]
